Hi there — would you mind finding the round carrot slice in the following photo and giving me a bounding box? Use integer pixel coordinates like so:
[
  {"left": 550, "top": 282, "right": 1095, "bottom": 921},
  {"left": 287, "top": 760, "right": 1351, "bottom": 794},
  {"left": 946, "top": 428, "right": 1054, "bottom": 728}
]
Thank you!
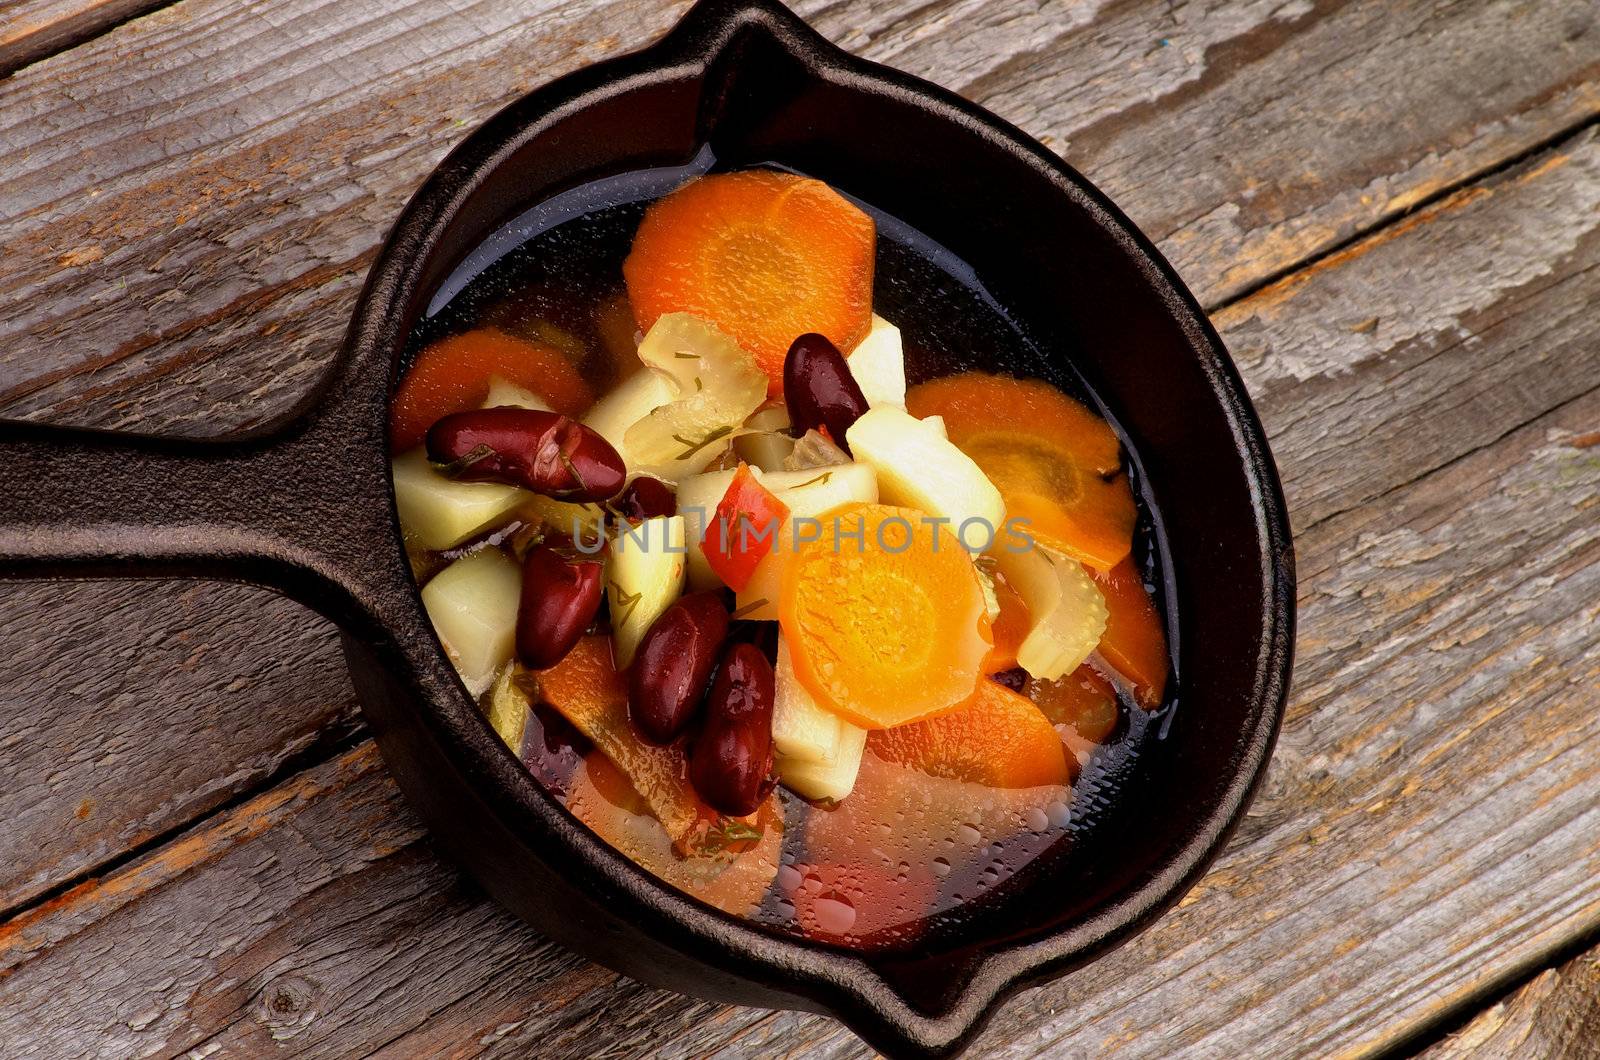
[
  {"left": 905, "top": 372, "right": 1136, "bottom": 572},
  {"left": 777, "top": 503, "right": 991, "bottom": 730},
  {"left": 390, "top": 327, "right": 594, "bottom": 451},
  {"left": 623, "top": 171, "right": 875, "bottom": 395},
  {"left": 868, "top": 677, "right": 1071, "bottom": 788}
]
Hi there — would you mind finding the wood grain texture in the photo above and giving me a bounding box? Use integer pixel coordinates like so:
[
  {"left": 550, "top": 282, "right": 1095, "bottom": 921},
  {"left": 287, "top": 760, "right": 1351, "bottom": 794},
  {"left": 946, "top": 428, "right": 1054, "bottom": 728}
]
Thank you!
[
  {"left": 2, "top": 0, "right": 1591, "bottom": 938},
  {"left": 0, "top": 0, "right": 169, "bottom": 76},
  {"left": 1, "top": 110, "right": 1595, "bottom": 1057},
  {"left": 845, "top": 0, "right": 1600, "bottom": 304},
  {"left": 1421, "top": 951, "right": 1600, "bottom": 1059},
  {"left": 1221, "top": 125, "right": 1600, "bottom": 528},
  {"left": 0, "top": 580, "right": 361, "bottom": 915},
  {"left": 1, "top": 0, "right": 1595, "bottom": 438}
]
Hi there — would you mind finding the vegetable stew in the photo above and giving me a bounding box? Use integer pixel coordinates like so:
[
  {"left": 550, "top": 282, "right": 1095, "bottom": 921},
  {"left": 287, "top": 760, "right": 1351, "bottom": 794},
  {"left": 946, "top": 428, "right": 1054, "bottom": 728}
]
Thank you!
[{"left": 391, "top": 165, "right": 1175, "bottom": 951}]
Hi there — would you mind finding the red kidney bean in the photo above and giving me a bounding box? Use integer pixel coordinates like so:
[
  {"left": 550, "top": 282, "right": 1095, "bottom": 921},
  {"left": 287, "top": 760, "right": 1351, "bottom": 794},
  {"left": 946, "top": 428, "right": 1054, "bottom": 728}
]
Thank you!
[
  {"left": 782, "top": 333, "right": 869, "bottom": 452},
  {"left": 516, "top": 546, "right": 604, "bottom": 670},
  {"left": 426, "top": 408, "right": 625, "bottom": 501},
  {"left": 613, "top": 475, "right": 677, "bottom": 522},
  {"left": 689, "top": 641, "right": 775, "bottom": 816},
  {"left": 628, "top": 592, "right": 729, "bottom": 744}
]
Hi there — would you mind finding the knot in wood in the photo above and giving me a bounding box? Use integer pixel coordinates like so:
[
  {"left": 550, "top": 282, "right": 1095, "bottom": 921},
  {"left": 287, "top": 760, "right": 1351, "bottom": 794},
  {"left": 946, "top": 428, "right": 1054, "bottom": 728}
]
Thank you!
[{"left": 256, "top": 974, "right": 321, "bottom": 1041}]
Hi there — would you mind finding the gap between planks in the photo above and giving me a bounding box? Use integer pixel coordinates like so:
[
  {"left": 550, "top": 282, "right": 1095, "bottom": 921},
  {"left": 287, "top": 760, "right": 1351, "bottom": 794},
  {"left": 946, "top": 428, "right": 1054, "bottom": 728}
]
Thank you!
[
  {"left": 0, "top": 724, "right": 372, "bottom": 929},
  {"left": 1384, "top": 856, "right": 1600, "bottom": 1059},
  {"left": 1206, "top": 109, "right": 1600, "bottom": 320},
  {"left": 0, "top": 0, "right": 179, "bottom": 78}
]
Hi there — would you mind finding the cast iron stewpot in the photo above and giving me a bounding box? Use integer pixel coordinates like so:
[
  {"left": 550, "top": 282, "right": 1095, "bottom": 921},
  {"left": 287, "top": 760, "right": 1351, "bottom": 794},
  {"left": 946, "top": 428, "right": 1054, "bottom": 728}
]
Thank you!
[{"left": 0, "top": 0, "right": 1295, "bottom": 1055}]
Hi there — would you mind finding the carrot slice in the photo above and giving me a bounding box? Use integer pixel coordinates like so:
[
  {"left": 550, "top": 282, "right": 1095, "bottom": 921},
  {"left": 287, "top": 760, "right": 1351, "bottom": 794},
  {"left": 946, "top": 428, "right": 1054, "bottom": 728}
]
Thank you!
[
  {"left": 778, "top": 503, "right": 991, "bottom": 729},
  {"left": 532, "top": 634, "right": 700, "bottom": 843},
  {"left": 867, "top": 678, "right": 1071, "bottom": 788},
  {"left": 390, "top": 327, "right": 594, "bottom": 450},
  {"left": 1088, "top": 558, "right": 1170, "bottom": 707},
  {"left": 623, "top": 171, "right": 875, "bottom": 395},
  {"left": 1030, "top": 664, "right": 1120, "bottom": 743},
  {"left": 905, "top": 372, "right": 1136, "bottom": 572},
  {"left": 982, "top": 565, "right": 1030, "bottom": 674}
]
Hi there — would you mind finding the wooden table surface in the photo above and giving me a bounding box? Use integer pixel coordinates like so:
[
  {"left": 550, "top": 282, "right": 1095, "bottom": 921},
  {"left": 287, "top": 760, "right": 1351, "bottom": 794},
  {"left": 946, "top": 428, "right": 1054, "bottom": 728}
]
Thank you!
[{"left": 1, "top": 0, "right": 1596, "bottom": 1056}]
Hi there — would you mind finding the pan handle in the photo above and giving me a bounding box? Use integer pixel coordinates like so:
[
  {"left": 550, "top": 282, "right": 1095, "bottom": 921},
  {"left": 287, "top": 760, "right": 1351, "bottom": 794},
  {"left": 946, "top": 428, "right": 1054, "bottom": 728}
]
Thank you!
[{"left": 0, "top": 379, "right": 398, "bottom": 637}]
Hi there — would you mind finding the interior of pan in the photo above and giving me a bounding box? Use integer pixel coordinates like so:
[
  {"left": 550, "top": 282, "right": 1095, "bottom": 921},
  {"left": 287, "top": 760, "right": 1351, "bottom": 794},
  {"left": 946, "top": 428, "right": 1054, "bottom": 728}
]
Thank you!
[{"left": 381, "top": 0, "right": 1290, "bottom": 1028}]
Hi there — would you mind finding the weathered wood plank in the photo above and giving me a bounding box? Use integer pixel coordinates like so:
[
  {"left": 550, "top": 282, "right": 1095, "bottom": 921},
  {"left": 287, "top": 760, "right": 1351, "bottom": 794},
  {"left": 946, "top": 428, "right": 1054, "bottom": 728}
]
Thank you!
[
  {"left": 0, "top": 744, "right": 697, "bottom": 1060},
  {"left": 1, "top": 119, "right": 1596, "bottom": 1056},
  {"left": 1420, "top": 949, "right": 1600, "bottom": 1059},
  {"left": 1219, "top": 125, "right": 1600, "bottom": 527},
  {"left": 0, "top": 581, "right": 360, "bottom": 914},
  {"left": 1, "top": 0, "right": 1595, "bottom": 437},
  {"left": 0, "top": 0, "right": 168, "bottom": 77},
  {"left": 851, "top": 0, "right": 1600, "bottom": 303}
]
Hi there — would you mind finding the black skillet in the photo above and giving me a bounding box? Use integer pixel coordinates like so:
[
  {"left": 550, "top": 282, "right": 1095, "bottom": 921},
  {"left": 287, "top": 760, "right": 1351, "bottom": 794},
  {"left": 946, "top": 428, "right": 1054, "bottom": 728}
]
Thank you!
[{"left": 0, "top": 0, "right": 1295, "bottom": 1054}]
